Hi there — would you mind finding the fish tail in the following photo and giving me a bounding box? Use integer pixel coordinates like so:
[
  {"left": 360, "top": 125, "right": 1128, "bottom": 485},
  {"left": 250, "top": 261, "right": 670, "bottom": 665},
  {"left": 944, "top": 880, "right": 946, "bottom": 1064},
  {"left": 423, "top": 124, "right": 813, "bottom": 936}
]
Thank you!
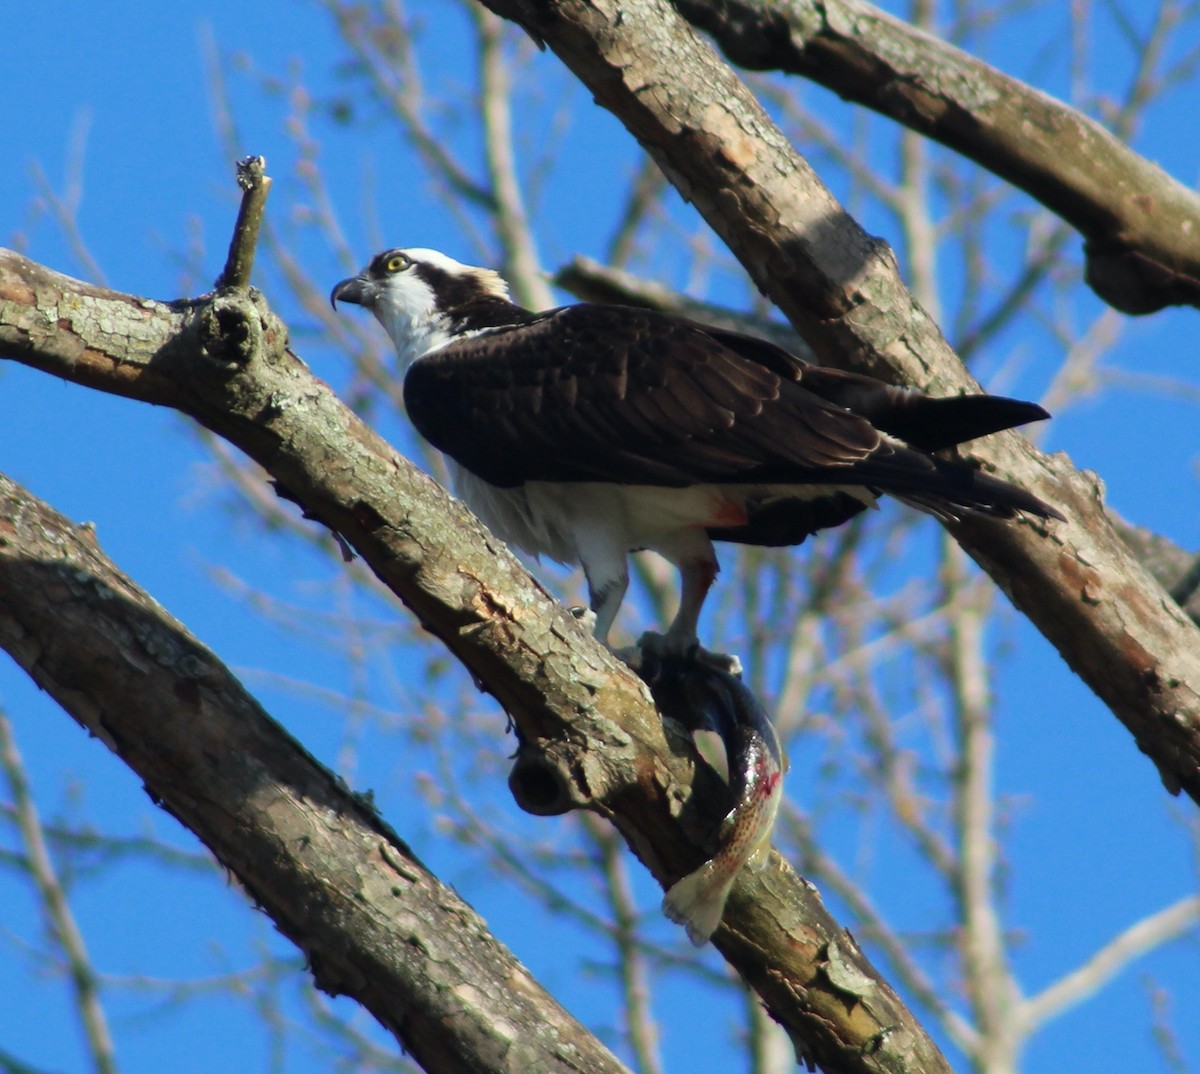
[{"left": 662, "top": 859, "right": 737, "bottom": 946}]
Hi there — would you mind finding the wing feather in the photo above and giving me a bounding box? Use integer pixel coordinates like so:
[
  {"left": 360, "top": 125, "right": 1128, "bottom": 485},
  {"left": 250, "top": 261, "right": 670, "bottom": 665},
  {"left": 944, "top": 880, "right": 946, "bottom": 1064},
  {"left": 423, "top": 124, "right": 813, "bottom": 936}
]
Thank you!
[
  {"left": 403, "top": 305, "right": 888, "bottom": 487},
  {"left": 400, "top": 305, "right": 1022, "bottom": 496}
]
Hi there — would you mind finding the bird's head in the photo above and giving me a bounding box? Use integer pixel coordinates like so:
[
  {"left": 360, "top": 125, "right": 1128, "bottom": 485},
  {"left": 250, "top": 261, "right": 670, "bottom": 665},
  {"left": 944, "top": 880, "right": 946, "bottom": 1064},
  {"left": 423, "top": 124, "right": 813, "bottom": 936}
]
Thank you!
[{"left": 331, "top": 247, "right": 510, "bottom": 369}]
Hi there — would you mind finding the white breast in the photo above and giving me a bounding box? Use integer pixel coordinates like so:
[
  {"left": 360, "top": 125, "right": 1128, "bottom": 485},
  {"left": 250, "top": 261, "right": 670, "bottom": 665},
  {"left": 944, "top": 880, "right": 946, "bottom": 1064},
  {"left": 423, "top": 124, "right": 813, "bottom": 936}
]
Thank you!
[
  {"left": 448, "top": 464, "right": 578, "bottom": 563},
  {"left": 450, "top": 466, "right": 878, "bottom": 567}
]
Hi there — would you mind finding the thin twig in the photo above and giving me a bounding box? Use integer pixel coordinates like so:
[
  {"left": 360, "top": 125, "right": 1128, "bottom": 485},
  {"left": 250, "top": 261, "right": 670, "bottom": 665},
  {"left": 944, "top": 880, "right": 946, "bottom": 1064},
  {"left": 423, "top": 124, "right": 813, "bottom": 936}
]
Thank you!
[
  {"left": 0, "top": 710, "right": 119, "bottom": 1074},
  {"left": 1017, "top": 895, "right": 1200, "bottom": 1033},
  {"left": 942, "top": 538, "right": 1018, "bottom": 1073},
  {"left": 216, "top": 156, "right": 272, "bottom": 291},
  {"left": 473, "top": 6, "right": 552, "bottom": 308},
  {"left": 580, "top": 814, "right": 665, "bottom": 1074}
]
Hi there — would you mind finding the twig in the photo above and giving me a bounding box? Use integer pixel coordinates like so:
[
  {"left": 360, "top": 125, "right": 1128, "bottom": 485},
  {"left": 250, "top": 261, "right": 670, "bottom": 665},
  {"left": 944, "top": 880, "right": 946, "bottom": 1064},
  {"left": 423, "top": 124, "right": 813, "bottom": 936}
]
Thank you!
[
  {"left": 604, "top": 158, "right": 668, "bottom": 268},
  {"left": 580, "top": 814, "right": 665, "bottom": 1074},
  {"left": 1017, "top": 895, "right": 1200, "bottom": 1033},
  {"left": 320, "top": 0, "right": 497, "bottom": 213},
  {"left": 27, "top": 110, "right": 109, "bottom": 287},
  {"left": 473, "top": 6, "right": 552, "bottom": 308},
  {"left": 216, "top": 156, "right": 271, "bottom": 291},
  {"left": 942, "top": 538, "right": 1019, "bottom": 1069},
  {"left": 0, "top": 710, "right": 118, "bottom": 1074}
]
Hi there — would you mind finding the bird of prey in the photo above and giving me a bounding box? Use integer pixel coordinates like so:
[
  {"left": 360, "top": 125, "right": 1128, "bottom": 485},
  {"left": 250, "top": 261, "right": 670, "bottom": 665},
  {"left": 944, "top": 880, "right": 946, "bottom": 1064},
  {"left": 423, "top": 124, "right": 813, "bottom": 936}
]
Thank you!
[{"left": 331, "top": 247, "right": 1060, "bottom": 654}]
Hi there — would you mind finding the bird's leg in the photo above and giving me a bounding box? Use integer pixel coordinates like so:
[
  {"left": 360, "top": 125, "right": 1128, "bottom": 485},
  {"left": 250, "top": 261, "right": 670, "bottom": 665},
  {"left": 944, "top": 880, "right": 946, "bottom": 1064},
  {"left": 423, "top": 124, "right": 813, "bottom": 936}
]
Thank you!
[
  {"left": 586, "top": 567, "right": 629, "bottom": 648},
  {"left": 638, "top": 555, "right": 742, "bottom": 675},
  {"left": 668, "top": 556, "right": 718, "bottom": 644}
]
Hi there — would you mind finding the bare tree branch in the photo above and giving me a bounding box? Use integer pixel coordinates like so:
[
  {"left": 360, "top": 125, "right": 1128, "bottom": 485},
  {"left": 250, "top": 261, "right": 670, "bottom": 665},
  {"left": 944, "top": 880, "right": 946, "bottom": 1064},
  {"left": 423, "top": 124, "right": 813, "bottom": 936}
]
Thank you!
[
  {"left": 579, "top": 813, "right": 665, "bottom": 1074},
  {"left": 478, "top": 0, "right": 1200, "bottom": 805},
  {"left": 215, "top": 155, "right": 271, "bottom": 291},
  {"left": 1017, "top": 895, "right": 1200, "bottom": 1034},
  {"left": 0, "top": 471, "right": 632, "bottom": 1074},
  {"left": 670, "top": 0, "right": 1200, "bottom": 315},
  {"left": 0, "top": 709, "right": 118, "bottom": 1074},
  {"left": 942, "top": 541, "right": 1018, "bottom": 1074},
  {"left": 26, "top": 109, "right": 109, "bottom": 288},
  {"left": 319, "top": 0, "right": 498, "bottom": 215},
  {"left": 473, "top": 6, "right": 554, "bottom": 308}
]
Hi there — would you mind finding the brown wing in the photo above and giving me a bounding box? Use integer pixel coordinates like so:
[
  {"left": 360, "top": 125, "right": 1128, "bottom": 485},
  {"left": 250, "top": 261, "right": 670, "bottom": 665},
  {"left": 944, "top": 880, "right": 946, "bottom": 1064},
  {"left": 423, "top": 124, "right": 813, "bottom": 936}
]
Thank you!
[{"left": 402, "top": 304, "right": 888, "bottom": 489}]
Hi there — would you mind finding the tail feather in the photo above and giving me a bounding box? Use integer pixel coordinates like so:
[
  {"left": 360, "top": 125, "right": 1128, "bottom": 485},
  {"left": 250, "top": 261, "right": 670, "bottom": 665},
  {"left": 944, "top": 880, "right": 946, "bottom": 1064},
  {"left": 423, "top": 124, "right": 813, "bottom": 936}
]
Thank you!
[
  {"left": 886, "top": 395, "right": 1051, "bottom": 452},
  {"left": 895, "top": 456, "right": 1065, "bottom": 522},
  {"left": 798, "top": 365, "right": 1051, "bottom": 452},
  {"left": 712, "top": 454, "right": 1062, "bottom": 549}
]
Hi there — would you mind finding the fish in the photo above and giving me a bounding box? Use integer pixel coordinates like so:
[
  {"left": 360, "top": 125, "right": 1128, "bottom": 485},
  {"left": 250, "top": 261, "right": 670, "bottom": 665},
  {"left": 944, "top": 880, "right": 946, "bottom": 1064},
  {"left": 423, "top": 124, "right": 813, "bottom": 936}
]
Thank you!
[{"left": 642, "top": 650, "right": 787, "bottom": 946}]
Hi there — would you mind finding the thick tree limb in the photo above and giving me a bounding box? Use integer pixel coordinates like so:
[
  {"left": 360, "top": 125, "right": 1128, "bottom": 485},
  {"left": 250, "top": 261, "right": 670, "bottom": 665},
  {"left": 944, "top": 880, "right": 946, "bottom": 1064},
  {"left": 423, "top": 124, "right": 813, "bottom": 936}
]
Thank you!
[
  {"left": 670, "top": 0, "right": 1200, "bottom": 315},
  {"left": 479, "top": 0, "right": 1200, "bottom": 803},
  {"left": 0, "top": 472, "right": 631, "bottom": 1074},
  {"left": 0, "top": 250, "right": 959, "bottom": 1074}
]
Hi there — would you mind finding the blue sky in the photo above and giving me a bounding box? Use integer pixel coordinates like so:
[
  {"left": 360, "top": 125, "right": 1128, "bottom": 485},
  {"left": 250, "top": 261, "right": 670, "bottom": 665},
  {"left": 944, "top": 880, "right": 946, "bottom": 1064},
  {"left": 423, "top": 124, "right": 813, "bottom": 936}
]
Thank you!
[{"left": 2, "top": 2, "right": 1199, "bottom": 1073}]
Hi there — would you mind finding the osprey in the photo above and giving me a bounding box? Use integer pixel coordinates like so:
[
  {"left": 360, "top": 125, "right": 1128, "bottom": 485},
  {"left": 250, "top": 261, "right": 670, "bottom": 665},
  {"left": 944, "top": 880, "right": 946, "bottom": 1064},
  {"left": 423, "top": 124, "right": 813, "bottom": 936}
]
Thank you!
[{"left": 331, "top": 248, "right": 1060, "bottom": 653}]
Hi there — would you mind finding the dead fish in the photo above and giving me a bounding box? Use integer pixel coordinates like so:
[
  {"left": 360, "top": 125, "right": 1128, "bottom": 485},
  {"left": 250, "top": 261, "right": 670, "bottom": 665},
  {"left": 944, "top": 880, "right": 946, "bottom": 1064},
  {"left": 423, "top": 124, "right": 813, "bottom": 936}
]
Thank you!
[{"left": 642, "top": 651, "right": 786, "bottom": 946}]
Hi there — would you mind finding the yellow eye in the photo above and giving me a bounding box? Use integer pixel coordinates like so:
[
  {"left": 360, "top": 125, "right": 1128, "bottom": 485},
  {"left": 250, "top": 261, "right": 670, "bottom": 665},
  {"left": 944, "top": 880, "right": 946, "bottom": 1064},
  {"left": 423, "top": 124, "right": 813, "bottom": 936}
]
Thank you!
[{"left": 385, "top": 253, "right": 410, "bottom": 273}]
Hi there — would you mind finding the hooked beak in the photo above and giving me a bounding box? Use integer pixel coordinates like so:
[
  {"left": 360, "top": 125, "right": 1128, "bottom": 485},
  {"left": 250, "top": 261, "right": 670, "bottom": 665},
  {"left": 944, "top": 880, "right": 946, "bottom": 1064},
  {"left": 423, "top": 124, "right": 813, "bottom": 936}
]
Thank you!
[{"left": 330, "top": 275, "right": 373, "bottom": 310}]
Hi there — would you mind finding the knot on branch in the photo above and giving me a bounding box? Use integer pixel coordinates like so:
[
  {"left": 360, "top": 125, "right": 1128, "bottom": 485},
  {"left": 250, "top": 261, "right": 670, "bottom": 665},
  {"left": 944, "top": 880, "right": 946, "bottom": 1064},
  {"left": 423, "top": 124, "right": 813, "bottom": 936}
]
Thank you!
[
  {"left": 508, "top": 742, "right": 593, "bottom": 816},
  {"left": 1084, "top": 241, "right": 1200, "bottom": 315},
  {"left": 197, "top": 294, "right": 263, "bottom": 371}
]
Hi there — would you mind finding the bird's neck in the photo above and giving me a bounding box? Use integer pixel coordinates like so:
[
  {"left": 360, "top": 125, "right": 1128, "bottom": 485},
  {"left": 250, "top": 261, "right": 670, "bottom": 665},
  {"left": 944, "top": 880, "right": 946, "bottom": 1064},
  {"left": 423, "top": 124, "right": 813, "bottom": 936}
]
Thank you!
[
  {"left": 379, "top": 307, "right": 453, "bottom": 373},
  {"left": 445, "top": 295, "right": 539, "bottom": 335},
  {"left": 383, "top": 296, "right": 538, "bottom": 371}
]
